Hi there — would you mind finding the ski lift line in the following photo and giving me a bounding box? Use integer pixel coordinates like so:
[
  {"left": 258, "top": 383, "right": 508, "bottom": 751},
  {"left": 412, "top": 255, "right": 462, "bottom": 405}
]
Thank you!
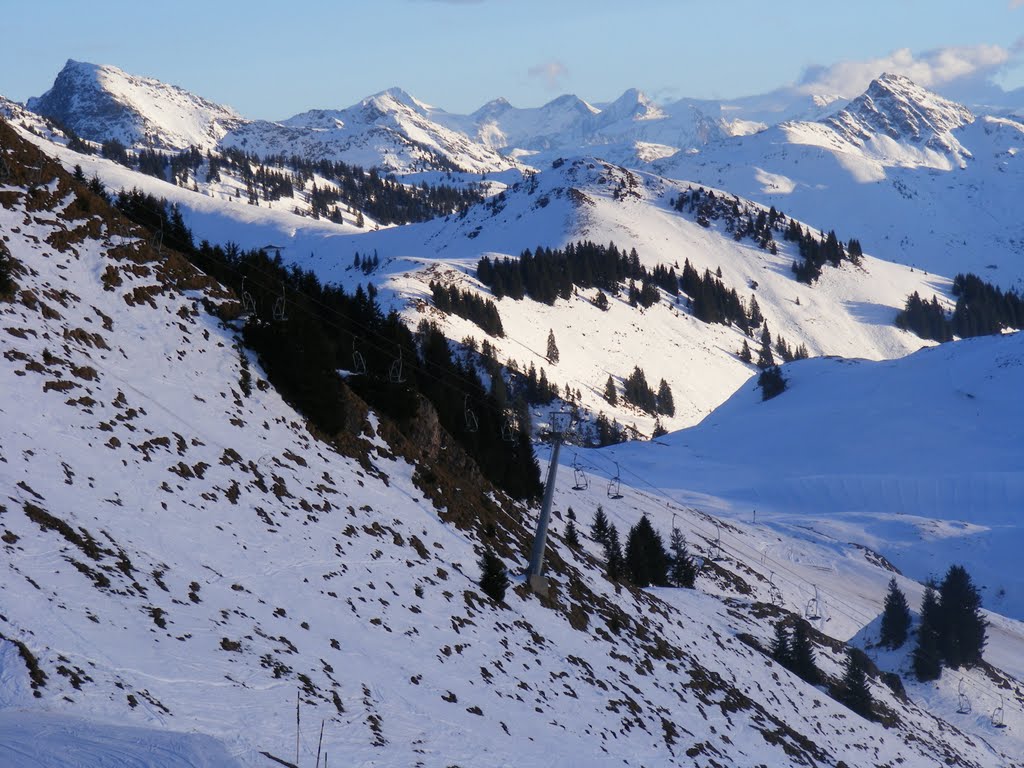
[
  {"left": 578, "top": 450, "right": 881, "bottom": 629},
  {"left": 575, "top": 456, "right": 1024, "bottom": 719}
]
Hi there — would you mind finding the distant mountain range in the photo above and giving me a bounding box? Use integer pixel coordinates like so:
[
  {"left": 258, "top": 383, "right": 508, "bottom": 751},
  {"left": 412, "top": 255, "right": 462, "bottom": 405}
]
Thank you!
[{"left": 15, "top": 59, "right": 1024, "bottom": 292}]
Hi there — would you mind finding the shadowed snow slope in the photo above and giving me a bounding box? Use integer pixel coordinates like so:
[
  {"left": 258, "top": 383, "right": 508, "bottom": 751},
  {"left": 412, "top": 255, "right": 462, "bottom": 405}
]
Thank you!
[{"left": 607, "top": 332, "right": 1024, "bottom": 617}]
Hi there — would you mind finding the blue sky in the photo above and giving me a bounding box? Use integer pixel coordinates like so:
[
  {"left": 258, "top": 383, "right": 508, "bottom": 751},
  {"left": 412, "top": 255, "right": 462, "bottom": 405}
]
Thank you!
[{"left": 3, "top": 0, "right": 1023, "bottom": 117}]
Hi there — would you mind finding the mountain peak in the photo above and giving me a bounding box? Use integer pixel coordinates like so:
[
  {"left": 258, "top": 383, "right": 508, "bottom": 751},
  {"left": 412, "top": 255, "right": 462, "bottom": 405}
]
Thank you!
[
  {"left": 27, "top": 60, "right": 245, "bottom": 150},
  {"left": 365, "top": 86, "right": 433, "bottom": 114},
  {"left": 825, "top": 73, "right": 973, "bottom": 158},
  {"left": 537, "top": 93, "right": 597, "bottom": 115},
  {"left": 600, "top": 88, "right": 665, "bottom": 122}
]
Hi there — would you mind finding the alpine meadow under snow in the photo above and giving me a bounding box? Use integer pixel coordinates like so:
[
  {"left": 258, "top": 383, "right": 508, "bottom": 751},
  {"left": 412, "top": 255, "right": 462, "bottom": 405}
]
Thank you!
[{"left": 1, "top": 54, "right": 1023, "bottom": 767}]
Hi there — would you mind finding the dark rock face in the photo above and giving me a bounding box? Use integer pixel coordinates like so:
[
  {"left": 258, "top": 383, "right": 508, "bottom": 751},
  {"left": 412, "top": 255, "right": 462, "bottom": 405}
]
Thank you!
[{"left": 29, "top": 60, "right": 137, "bottom": 143}]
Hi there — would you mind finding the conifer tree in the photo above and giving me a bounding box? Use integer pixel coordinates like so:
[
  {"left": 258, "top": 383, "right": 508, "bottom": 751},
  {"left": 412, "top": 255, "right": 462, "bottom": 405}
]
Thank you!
[
  {"left": 668, "top": 527, "right": 697, "bottom": 588},
  {"left": 624, "top": 515, "right": 669, "bottom": 587},
  {"left": 604, "top": 523, "right": 624, "bottom": 582},
  {"left": 770, "top": 621, "right": 792, "bottom": 668},
  {"left": 839, "top": 649, "right": 874, "bottom": 719},
  {"left": 880, "top": 578, "right": 912, "bottom": 650},
  {"left": 603, "top": 375, "right": 618, "bottom": 405},
  {"left": 564, "top": 519, "right": 580, "bottom": 548},
  {"left": 739, "top": 339, "right": 752, "bottom": 363},
  {"left": 936, "top": 564, "right": 986, "bottom": 668},
  {"left": 758, "top": 366, "right": 786, "bottom": 401},
  {"left": 789, "top": 620, "right": 819, "bottom": 684},
  {"left": 748, "top": 295, "right": 763, "bottom": 328},
  {"left": 591, "top": 505, "right": 610, "bottom": 546},
  {"left": 546, "top": 329, "right": 560, "bottom": 364},
  {"left": 478, "top": 547, "right": 509, "bottom": 603},
  {"left": 913, "top": 582, "right": 943, "bottom": 682},
  {"left": 756, "top": 324, "right": 775, "bottom": 369},
  {"left": 656, "top": 379, "right": 675, "bottom": 417}
]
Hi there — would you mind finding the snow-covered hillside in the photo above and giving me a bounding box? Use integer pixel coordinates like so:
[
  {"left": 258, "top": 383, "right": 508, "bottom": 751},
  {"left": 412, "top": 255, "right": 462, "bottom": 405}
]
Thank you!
[
  {"left": 282, "top": 157, "right": 943, "bottom": 434},
  {"left": 3, "top": 114, "right": 1024, "bottom": 768},
  {"left": 27, "top": 60, "right": 246, "bottom": 152}
]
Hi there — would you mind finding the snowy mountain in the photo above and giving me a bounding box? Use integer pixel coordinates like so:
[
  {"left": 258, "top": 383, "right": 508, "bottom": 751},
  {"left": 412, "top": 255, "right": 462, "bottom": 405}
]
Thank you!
[
  {"left": 27, "top": 60, "right": 246, "bottom": 151},
  {"left": 18, "top": 61, "right": 843, "bottom": 177},
  {"left": 222, "top": 88, "right": 517, "bottom": 174},
  {"left": 656, "top": 75, "right": 1024, "bottom": 290},
  {"left": 441, "top": 89, "right": 731, "bottom": 167},
  {"left": 824, "top": 73, "right": 975, "bottom": 164},
  {"left": 2, "top": 113, "right": 1024, "bottom": 768}
]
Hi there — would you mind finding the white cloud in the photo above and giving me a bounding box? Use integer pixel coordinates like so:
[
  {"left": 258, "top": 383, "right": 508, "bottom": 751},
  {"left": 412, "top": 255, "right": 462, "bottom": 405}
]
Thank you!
[
  {"left": 796, "top": 44, "right": 1012, "bottom": 97},
  {"left": 527, "top": 59, "right": 569, "bottom": 90}
]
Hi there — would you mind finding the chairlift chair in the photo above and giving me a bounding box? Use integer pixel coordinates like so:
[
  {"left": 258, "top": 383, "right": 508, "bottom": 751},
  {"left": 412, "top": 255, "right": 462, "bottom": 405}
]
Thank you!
[
  {"left": 992, "top": 695, "right": 1007, "bottom": 728},
  {"left": 463, "top": 395, "right": 479, "bottom": 433},
  {"left": 500, "top": 412, "right": 516, "bottom": 443},
  {"left": 607, "top": 461, "right": 623, "bottom": 500},
  {"left": 272, "top": 285, "right": 287, "bottom": 322},
  {"left": 389, "top": 348, "right": 406, "bottom": 384},
  {"left": 957, "top": 679, "right": 972, "bottom": 715},
  {"left": 805, "top": 584, "right": 823, "bottom": 621},
  {"left": 240, "top": 277, "right": 257, "bottom": 318},
  {"left": 572, "top": 456, "right": 589, "bottom": 491},
  {"left": 710, "top": 521, "right": 725, "bottom": 562},
  {"left": 351, "top": 340, "right": 367, "bottom": 375}
]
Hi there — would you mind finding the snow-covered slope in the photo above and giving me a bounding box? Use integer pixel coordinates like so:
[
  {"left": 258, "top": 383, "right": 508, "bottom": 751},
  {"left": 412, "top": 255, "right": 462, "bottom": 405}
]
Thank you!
[
  {"left": 27, "top": 60, "right": 246, "bottom": 151},
  {"left": 287, "top": 157, "right": 943, "bottom": 434},
  {"left": 3, "top": 117, "right": 1024, "bottom": 768}
]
